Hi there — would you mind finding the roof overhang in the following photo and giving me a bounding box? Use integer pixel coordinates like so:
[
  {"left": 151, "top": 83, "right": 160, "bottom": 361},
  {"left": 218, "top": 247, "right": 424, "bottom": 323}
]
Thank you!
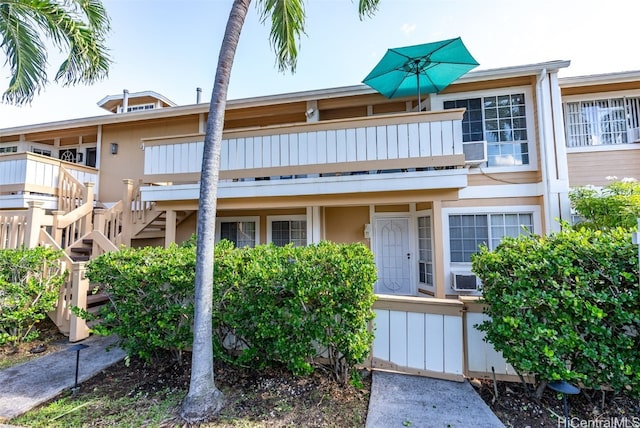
[
  {"left": 96, "top": 90, "right": 177, "bottom": 112},
  {"left": 0, "top": 59, "right": 580, "bottom": 136},
  {"left": 559, "top": 70, "right": 640, "bottom": 88}
]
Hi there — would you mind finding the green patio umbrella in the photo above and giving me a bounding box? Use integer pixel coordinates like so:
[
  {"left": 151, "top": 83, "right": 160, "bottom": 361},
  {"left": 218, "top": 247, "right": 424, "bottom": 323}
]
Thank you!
[{"left": 362, "top": 37, "right": 479, "bottom": 111}]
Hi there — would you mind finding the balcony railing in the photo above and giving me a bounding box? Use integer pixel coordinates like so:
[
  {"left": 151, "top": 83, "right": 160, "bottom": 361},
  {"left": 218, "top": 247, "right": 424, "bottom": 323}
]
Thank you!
[
  {"left": 0, "top": 152, "right": 98, "bottom": 208},
  {"left": 142, "top": 109, "right": 466, "bottom": 184}
]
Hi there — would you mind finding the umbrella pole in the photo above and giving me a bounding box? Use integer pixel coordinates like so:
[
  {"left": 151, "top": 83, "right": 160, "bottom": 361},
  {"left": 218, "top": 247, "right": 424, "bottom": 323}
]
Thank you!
[{"left": 416, "top": 68, "right": 421, "bottom": 112}]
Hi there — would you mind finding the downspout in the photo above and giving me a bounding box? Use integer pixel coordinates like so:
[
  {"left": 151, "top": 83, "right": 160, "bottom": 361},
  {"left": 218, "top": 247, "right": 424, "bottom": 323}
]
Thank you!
[{"left": 536, "top": 69, "right": 553, "bottom": 233}]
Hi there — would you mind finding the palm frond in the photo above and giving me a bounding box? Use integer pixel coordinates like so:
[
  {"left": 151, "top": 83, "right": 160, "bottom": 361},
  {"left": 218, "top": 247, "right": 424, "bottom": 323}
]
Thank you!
[
  {"left": 73, "top": 0, "right": 111, "bottom": 36},
  {"left": 258, "top": 0, "right": 306, "bottom": 73},
  {"left": 358, "top": 0, "right": 380, "bottom": 19},
  {"left": 0, "top": 0, "right": 111, "bottom": 104},
  {"left": 0, "top": 2, "right": 48, "bottom": 104}
]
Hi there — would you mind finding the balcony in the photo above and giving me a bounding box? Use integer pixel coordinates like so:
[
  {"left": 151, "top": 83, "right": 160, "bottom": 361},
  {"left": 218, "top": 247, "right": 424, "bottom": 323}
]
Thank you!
[
  {"left": 0, "top": 152, "right": 98, "bottom": 209},
  {"left": 141, "top": 109, "right": 469, "bottom": 202}
]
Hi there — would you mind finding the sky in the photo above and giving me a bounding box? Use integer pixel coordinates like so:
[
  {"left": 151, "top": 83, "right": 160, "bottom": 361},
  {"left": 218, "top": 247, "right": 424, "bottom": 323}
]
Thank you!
[{"left": 1, "top": 0, "right": 640, "bottom": 128}]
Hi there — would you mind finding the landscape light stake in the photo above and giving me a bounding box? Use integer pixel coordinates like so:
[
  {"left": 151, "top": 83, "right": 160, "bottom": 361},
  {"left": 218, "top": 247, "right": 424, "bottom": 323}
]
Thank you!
[
  {"left": 68, "top": 343, "right": 90, "bottom": 394},
  {"left": 547, "top": 380, "right": 580, "bottom": 428}
]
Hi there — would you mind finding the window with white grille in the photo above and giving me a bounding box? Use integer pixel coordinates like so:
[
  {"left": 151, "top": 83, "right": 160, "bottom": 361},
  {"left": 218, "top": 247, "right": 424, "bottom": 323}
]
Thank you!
[
  {"left": 31, "top": 147, "right": 51, "bottom": 156},
  {"left": 444, "top": 93, "right": 529, "bottom": 167},
  {"left": 216, "top": 216, "right": 259, "bottom": 248},
  {"left": 417, "top": 216, "right": 433, "bottom": 286},
  {"left": 268, "top": 216, "right": 307, "bottom": 247},
  {"left": 449, "top": 213, "right": 533, "bottom": 262},
  {"left": 0, "top": 146, "right": 17, "bottom": 153},
  {"left": 220, "top": 221, "right": 257, "bottom": 248},
  {"left": 564, "top": 96, "right": 640, "bottom": 147},
  {"left": 127, "top": 104, "right": 155, "bottom": 112}
]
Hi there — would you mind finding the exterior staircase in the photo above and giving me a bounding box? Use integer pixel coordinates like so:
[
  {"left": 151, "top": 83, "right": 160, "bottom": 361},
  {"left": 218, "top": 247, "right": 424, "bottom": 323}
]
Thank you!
[
  {"left": 131, "top": 208, "right": 194, "bottom": 240},
  {"left": 68, "top": 238, "right": 110, "bottom": 311}
]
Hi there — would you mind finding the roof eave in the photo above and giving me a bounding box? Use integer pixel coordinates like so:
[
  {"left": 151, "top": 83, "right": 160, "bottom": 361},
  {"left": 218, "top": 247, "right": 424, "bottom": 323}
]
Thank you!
[
  {"left": 0, "top": 60, "right": 578, "bottom": 136},
  {"left": 559, "top": 70, "right": 640, "bottom": 88}
]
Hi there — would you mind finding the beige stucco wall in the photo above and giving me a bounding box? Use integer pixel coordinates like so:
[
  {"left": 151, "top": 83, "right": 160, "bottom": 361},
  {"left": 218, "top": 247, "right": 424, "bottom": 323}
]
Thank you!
[
  {"left": 99, "top": 115, "right": 200, "bottom": 202},
  {"left": 324, "top": 206, "right": 370, "bottom": 246}
]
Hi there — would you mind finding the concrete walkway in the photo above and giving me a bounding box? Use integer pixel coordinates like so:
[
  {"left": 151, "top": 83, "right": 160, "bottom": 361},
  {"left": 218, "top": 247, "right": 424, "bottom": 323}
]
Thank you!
[
  {"left": 1, "top": 336, "right": 504, "bottom": 427},
  {"left": 0, "top": 335, "right": 126, "bottom": 422},
  {"left": 366, "top": 371, "right": 505, "bottom": 428}
]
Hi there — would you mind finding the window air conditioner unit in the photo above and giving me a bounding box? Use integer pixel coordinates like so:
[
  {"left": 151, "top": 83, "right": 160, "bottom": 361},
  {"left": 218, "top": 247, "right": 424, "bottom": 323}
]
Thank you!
[
  {"left": 462, "top": 141, "right": 487, "bottom": 166},
  {"left": 629, "top": 127, "right": 640, "bottom": 143},
  {"left": 451, "top": 271, "right": 480, "bottom": 291}
]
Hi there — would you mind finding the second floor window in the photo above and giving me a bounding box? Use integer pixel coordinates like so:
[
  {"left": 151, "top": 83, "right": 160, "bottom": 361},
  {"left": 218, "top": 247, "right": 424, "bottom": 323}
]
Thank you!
[
  {"left": 444, "top": 93, "right": 529, "bottom": 167},
  {"left": 564, "top": 96, "right": 640, "bottom": 148},
  {"left": 31, "top": 148, "right": 52, "bottom": 156}
]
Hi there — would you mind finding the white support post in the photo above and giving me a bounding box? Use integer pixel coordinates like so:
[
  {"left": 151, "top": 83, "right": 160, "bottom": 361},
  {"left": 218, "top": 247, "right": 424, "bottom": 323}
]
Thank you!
[{"left": 306, "top": 206, "right": 322, "bottom": 244}]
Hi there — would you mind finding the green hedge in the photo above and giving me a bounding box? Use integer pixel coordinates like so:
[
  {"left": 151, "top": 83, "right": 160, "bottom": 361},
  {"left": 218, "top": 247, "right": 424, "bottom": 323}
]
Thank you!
[
  {"left": 85, "top": 241, "right": 377, "bottom": 381},
  {"left": 0, "top": 247, "right": 65, "bottom": 347},
  {"left": 84, "top": 245, "right": 196, "bottom": 362},
  {"left": 212, "top": 241, "right": 377, "bottom": 381},
  {"left": 472, "top": 227, "right": 640, "bottom": 396}
]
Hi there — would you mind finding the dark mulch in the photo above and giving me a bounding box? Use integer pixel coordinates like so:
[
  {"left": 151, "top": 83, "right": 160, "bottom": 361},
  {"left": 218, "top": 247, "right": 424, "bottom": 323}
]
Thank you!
[
  {"left": 0, "top": 318, "right": 68, "bottom": 368},
  {"left": 78, "top": 351, "right": 371, "bottom": 427},
  {"left": 473, "top": 378, "right": 640, "bottom": 427}
]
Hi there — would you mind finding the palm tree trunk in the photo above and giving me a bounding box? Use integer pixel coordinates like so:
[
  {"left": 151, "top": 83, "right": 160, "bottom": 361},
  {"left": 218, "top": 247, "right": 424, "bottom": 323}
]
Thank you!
[{"left": 180, "top": 0, "right": 252, "bottom": 422}]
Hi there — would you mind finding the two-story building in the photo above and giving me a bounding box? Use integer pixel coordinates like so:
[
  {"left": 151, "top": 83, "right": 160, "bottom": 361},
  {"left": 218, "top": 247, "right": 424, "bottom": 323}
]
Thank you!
[{"left": 2, "top": 60, "right": 639, "bottom": 379}]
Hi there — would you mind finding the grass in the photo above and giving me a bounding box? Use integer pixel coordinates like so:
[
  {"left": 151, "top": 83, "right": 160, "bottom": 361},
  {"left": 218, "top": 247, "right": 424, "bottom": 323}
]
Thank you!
[
  {"left": 13, "top": 388, "right": 184, "bottom": 427},
  {"left": 0, "top": 354, "right": 31, "bottom": 370},
  {"left": 9, "top": 352, "right": 371, "bottom": 428}
]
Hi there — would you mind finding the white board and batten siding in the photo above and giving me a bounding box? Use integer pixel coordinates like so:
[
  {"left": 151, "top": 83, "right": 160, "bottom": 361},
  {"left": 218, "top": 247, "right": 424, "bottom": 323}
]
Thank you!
[
  {"left": 371, "top": 296, "right": 465, "bottom": 381},
  {"left": 0, "top": 156, "right": 97, "bottom": 191},
  {"left": 1, "top": 157, "right": 59, "bottom": 189},
  {"left": 143, "top": 117, "right": 463, "bottom": 176},
  {"left": 465, "top": 311, "right": 517, "bottom": 379},
  {"left": 67, "top": 169, "right": 98, "bottom": 188},
  {"left": 370, "top": 296, "right": 521, "bottom": 382}
]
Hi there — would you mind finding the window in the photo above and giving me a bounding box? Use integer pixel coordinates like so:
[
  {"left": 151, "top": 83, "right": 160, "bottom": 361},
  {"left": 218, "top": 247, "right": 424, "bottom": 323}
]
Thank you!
[
  {"left": 31, "top": 147, "right": 51, "bottom": 156},
  {"left": 563, "top": 96, "right": 640, "bottom": 147},
  {"left": 0, "top": 146, "right": 17, "bottom": 153},
  {"left": 449, "top": 213, "right": 533, "bottom": 262},
  {"left": 268, "top": 216, "right": 307, "bottom": 247},
  {"left": 219, "top": 221, "right": 257, "bottom": 248},
  {"left": 444, "top": 93, "right": 529, "bottom": 167},
  {"left": 127, "top": 104, "right": 155, "bottom": 112},
  {"left": 417, "top": 216, "right": 433, "bottom": 286},
  {"left": 59, "top": 148, "right": 77, "bottom": 163}
]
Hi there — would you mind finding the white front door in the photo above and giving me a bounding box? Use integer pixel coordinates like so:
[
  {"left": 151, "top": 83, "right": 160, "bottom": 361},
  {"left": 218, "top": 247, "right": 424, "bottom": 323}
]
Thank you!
[{"left": 374, "top": 217, "right": 412, "bottom": 295}]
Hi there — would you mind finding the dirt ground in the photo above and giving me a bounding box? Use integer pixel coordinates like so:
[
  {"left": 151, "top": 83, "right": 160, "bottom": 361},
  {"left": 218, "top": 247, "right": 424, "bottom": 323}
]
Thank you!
[
  {"left": 0, "top": 318, "right": 68, "bottom": 368},
  {"left": 473, "top": 378, "right": 640, "bottom": 428},
  {"left": 2, "top": 321, "right": 638, "bottom": 427}
]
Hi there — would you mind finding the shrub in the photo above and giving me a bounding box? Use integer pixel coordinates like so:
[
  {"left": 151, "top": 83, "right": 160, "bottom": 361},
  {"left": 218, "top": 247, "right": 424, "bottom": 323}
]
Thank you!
[
  {"left": 85, "top": 241, "right": 377, "bottom": 382},
  {"left": 472, "top": 227, "right": 640, "bottom": 396},
  {"left": 213, "top": 241, "right": 377, "bottom": 382},
  {"left": 570, "top": 178, "right": 640, "bottom": 230},
  {"left": 0, "top": 247, "right": 65, "bottom": 347},
  {"left": 85, "top": 245, "right": 196, "bottom": 363}
]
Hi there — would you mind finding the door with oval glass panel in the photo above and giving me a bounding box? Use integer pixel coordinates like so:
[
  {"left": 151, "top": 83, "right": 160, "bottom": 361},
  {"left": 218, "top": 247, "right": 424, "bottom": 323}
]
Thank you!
[{"left": 374, "top": 217, "right": 413, "bottom": 295}]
